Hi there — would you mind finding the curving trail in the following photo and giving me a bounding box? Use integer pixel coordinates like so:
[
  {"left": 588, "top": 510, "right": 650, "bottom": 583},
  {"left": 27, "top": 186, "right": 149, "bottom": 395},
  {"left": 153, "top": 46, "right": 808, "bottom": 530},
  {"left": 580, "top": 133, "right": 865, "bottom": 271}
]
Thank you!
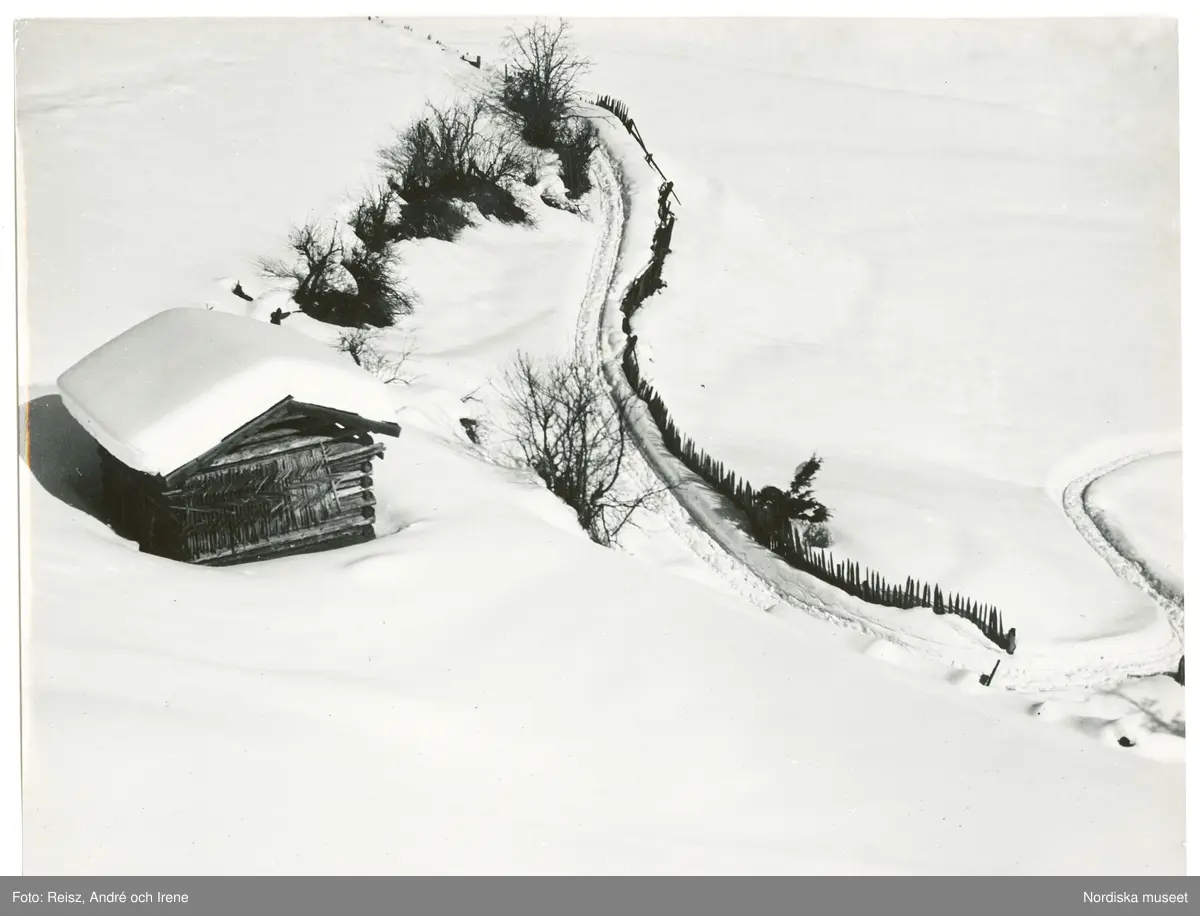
[
  {"left": 1062, "top": 452, "right": 1184, "bottom": 655},
  {"left": 574, "top": 135, "right": 1182, "bottom": 694}
]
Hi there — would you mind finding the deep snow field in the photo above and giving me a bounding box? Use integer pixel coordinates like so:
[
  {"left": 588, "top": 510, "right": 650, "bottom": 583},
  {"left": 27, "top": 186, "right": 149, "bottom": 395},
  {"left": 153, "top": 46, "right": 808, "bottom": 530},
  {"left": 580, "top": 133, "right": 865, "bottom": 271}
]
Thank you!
[
  {"left": 1086, "top": 452, "right": 1184, "bottom": 601},
  {"left": 428, "top": 16, "right": 1184, "bottom": 686},
  {"left": 16, "top": 18, "right": 1184, "bottom": 874}
]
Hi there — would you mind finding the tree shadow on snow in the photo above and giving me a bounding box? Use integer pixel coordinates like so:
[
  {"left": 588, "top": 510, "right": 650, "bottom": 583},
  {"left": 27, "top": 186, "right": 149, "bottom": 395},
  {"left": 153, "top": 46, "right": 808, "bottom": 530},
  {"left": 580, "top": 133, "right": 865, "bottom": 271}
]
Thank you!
[
  {"left": 19, "top": 394, "right": 106, "bottom": 521},
  {"left": 1104, "top": 690, "right": 1186, "bottom": 739}
]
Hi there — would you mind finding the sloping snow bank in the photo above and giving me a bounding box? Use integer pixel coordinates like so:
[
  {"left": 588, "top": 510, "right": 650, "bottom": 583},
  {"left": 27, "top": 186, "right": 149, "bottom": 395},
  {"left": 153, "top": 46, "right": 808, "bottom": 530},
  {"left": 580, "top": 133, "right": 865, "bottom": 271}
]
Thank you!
[
  {"left": 575, "top": 20, "right": 1179, "bottom": 657},
  {"left": 57, "top": 308, "right": 397, "bottom": 476},
  {"left": 20, "top": 432, "right": 1185, "bottom": 874},
  {"left": 1084, "top": 451, "right": 1184, "bottom": 600},
  {"left": 590, "top": 109, "right": 1179, "bottom": 691},
  {"left": 15, "top": 18, "right": 470, "bottom": 387},
  {"left": 17, "top": 18, "right": 1184, "bottom": 876}
]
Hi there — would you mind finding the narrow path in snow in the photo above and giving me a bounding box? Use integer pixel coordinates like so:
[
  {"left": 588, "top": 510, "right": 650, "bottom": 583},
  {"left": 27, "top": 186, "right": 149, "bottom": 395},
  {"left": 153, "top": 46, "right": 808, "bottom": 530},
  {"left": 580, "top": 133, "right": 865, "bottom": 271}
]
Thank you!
[
  {"left": 577, "top": 144, "right": 999, "bottom": 679},
  {"left": 1062, "top": 452, "right": 1184, "bottom": 657},
  {"left": 577, "top": 136, "right": 1183, "bottom": 694},
  {"left": 573, "top": 146, "right": 791, "bottom": 618}
]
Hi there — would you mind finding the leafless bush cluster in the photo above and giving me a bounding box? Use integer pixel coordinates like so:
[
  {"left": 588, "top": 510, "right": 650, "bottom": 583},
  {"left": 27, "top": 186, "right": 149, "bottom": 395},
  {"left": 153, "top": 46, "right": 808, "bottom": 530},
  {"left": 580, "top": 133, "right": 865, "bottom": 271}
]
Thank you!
[
  {"left": 555, "top": 115, "right": 600, "bottom": 198},
  {"left": 335, "top": 327, "right": 416, "bottom": 385},
  {"left": 501, "top": 351, "right": 661, "bottom": 546},
  {"left": 377, "top": 98, "right": 533, "bottom": 240},
  {"left": 340, "top": 243, "right": 414, "bottom": 327},
  {"left": 381, "top": 98, "right": 531, "bottom": 191},
  {"left": 257, "top": 21, "right": 599, "bottom": 332},
  {"left": 259, "top": 220, "right": 414, "bottom": 328},
  {"left": 493, "top": 19, "right": 592, "bottom": 149},
  {"left": 492, "top": 21, "right": 600, "bottom": 198},
  {"left": 348, "top": 184, "right": 402, "bottom": 254},
  {"left": 259, "top": 222, "right": 347, "bottom": 310}
]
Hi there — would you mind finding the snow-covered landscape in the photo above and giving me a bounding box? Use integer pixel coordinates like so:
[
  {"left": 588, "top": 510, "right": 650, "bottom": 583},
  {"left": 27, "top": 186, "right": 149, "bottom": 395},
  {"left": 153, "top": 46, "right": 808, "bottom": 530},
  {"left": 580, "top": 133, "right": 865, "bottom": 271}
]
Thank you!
[{"left": 15, "top": 17, "right": 1184, "bottom": 874}]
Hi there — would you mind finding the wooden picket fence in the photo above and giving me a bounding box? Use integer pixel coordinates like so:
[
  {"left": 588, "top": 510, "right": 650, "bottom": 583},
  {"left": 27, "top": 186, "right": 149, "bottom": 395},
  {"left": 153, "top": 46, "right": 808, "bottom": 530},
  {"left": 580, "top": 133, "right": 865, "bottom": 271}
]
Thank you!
[{"left": 600, "top": 92, "right": 1016, "bottom": 655}]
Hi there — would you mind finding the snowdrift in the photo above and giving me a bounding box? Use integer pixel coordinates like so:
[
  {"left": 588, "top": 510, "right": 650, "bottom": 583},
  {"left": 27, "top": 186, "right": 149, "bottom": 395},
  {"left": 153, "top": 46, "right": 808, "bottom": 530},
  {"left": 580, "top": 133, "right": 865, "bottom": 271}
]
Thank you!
[
  {"left": 57, "top": 308, "right": 397, "bottom": 476},
  {"left": 15, "top": 18, "right": 1185, "bottom": 875},
  {"left": 1085, "top": 452, "right": 1184, "bottom": 600}
]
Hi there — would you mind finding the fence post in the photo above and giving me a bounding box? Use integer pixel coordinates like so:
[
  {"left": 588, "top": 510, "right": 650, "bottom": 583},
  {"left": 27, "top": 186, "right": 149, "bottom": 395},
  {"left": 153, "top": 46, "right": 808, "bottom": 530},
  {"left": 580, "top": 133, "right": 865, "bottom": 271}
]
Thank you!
[{"left": 979, "top": 659, "right": 1001, "bottom": 687}]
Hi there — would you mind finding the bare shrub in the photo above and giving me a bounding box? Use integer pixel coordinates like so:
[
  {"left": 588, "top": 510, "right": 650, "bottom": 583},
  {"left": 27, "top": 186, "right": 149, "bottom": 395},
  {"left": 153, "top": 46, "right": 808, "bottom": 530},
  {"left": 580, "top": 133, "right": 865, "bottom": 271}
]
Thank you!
[
  {"left": 378, "top": 98, "right": 533, "bottom": 239},
  {"left": 258, "top": 222, "right": 347, "bottom": 312},
  {"left": 555, "top": 115, "right": 599, "bottom": 198},
  {"left": 340, "top": 244, "right": 414, "bottom": 327},
  {"left": 470, "top": 126, "right": 535, "bottom": 188},
  {"left": 381, "top": 97, "right": 526, "bottom": 188},
  {"left": 260, "top": 220, "right": 413, "bottom": 328},
  {"left": 335, "top": 327, "right": 416, "bottom": 385},
  {"left": 493, "top": 19, "right": 592, "bottom": 149},
  {"left": 349, "top": 184, "right": 402, "bottom": 253},
  {"left": 394, "top": 194, "right": 474, "bottom": 242},
  {"left": 500, "top": 350, "right": 663, "bottom": 546}
]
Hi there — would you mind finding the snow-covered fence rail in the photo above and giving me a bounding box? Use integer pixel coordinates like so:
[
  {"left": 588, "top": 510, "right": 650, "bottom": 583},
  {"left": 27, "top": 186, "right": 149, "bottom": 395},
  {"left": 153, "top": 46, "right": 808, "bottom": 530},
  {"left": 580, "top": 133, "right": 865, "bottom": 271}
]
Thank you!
[
  {"left": 616, "top": 181, "right": 676, "bottom": 333},
  {"left": 598, "top": 94, "right": 1016, "bottom": 656},
  {"left": 596, "top": 94, "right": 679, "bottom": 204},
  {"left": 622, "top": 340, "right": 1015, "bottom": 653}
]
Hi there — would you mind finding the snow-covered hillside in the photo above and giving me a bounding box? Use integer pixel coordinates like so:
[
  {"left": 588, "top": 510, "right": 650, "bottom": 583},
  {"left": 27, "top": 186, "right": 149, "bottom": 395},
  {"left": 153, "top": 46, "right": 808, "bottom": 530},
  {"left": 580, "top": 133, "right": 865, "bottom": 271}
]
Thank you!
[
  {"left": 16, "top": 19, "right": 466, "bottom": 383},
  {"left": 427, "top": 17, "right": 1183, "bottom": 670},
  {"left": 1086, "top": 451, "right": 1184, "bottom": 600},
  {"left": 598, "top": 19, "right": 1181, "bottom": 661},
  {"left": 16, "top": 18, "right": 1184, "bottom": 874}
]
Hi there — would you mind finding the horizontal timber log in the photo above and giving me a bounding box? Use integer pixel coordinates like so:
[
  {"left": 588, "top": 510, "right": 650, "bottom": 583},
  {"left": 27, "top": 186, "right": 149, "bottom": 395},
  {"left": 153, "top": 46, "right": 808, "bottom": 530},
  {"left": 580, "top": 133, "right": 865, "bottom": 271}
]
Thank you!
[
  {"left": 332, "top": 490, "right": 377, "bottom": 511},
  {"left": 324, "top": 441, "right": 385, "bottom": 466},
  {"left": 203, "top": 433, "right": 374, "bottom": 469},
  {"left": 335, "top": 474, "right": 373, "bottom": 492},
  {"left": 162, "top": 446, "right": 382, "bottom": 493},
  {"left": 188, "top": 512, "right": 374, "bottom": 562},
  {"left": 195, "top": 520, "right": 375, "bottom": 565}
]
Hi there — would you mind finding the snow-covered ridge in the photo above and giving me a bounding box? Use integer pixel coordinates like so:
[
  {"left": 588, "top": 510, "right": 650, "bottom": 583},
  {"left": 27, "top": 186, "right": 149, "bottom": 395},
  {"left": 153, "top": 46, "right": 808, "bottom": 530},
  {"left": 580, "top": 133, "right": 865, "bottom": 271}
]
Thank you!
[
  {"left": 1066, "top": 451, "right": 1184, "bottom": 631},
  {"left": 17, "top": 19, "right": 1183, "bottom": 874},
  {"left": 587, "top": 125, "right": 1012, "bottom": 675},
  {"left": 586, "top": 112, "right": 1181, "bottom": 693},
  {"left": 56, "top": 308, "right": 397, "bottom": 477}
]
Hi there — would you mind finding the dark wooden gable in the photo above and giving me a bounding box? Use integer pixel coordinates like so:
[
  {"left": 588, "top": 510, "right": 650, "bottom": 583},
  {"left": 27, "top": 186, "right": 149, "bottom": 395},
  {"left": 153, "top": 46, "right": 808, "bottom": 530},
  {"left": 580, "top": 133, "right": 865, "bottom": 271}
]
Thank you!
[
  {"left": 162, "top": 396, "right": 400, "bottom": 488},
  {"left": 95, "top": 397, "right": 404, "bottom": 565}
]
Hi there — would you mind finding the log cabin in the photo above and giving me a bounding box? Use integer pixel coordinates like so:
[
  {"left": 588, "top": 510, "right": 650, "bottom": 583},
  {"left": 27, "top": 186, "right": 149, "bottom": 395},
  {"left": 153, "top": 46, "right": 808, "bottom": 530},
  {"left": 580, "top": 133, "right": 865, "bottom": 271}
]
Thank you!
[{"left": 57, "top": 308, "right": 401, "bottom": 565}]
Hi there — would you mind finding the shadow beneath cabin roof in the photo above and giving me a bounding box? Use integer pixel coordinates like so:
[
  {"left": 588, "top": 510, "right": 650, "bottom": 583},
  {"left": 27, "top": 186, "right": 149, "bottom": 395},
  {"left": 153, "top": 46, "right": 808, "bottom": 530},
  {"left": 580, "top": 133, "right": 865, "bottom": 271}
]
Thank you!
[{"left": 19, "top": 394, "right": 106, "bottom": 522}]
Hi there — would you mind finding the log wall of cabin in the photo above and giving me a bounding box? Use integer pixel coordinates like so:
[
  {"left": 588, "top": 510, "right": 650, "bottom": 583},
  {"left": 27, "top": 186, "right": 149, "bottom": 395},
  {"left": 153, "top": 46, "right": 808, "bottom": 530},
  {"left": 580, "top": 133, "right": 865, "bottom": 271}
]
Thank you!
[{"left": 99, "top": 415, "right": 387, "bottom": 565}]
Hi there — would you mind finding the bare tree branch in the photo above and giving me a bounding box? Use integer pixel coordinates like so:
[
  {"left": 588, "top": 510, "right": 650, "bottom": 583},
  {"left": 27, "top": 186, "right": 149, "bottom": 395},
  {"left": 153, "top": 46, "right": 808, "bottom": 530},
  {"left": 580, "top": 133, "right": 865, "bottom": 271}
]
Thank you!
[
  {"left": 499, "top": 350, "right": 664, "bottom": 546},
  {"left": 379, "top": 97, "right": 532, "bottom": 192},
  {"left": 258, "top": 221, "right": 346, "bottom": 309},
  {"left": 335, "top": 327, "right": 417, "bottom": 385},
  {"left": 492, "top": 19, "right": 593, "bottom": 148}
]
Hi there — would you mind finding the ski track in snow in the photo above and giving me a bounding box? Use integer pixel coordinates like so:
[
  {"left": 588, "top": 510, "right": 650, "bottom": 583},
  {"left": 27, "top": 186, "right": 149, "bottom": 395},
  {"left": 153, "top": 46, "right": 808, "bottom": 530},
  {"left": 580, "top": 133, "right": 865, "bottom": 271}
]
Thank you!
[
  {"left": 1064, "top": 453, "right": 1184, "bottom": 653},
  {"left": 576, "top": 136, "right": 1183, "bottom": 695}
]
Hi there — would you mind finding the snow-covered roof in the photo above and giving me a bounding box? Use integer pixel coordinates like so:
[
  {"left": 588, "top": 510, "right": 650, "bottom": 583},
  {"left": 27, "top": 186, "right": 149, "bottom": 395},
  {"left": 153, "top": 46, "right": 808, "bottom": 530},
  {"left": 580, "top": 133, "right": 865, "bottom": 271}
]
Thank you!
[{"left": 57, "top": 308, "right": 398, "bottom": 477}]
